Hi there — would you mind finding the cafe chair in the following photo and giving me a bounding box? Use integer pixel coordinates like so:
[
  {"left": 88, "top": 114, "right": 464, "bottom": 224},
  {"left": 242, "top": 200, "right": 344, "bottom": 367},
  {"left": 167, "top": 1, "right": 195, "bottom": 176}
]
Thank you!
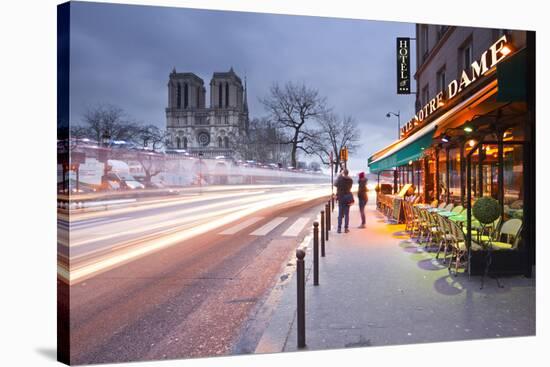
[
  {"left": 444, "top": 203, "right": 455, "bottom": 211},
  {"left": 435, "top": 215, "right": 454, "bottom": 263},
  {"left": 447, "top": 219, "right": 482, "bottom": 276},
  {"left": 430, "top": 199, "right": 438, "bottom": 208},
  {"left": 413, "top": 206, "right": 429, "bottom": 242},
  {"left": 490, "top": 218, "right": 523, "bottom": 250}
]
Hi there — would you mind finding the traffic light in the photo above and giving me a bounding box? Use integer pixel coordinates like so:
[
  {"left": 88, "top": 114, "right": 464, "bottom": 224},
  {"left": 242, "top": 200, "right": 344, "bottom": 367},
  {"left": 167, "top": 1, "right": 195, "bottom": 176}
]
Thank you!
[{"left": 340, "top": 147, "right": 348, "bottom": 161}]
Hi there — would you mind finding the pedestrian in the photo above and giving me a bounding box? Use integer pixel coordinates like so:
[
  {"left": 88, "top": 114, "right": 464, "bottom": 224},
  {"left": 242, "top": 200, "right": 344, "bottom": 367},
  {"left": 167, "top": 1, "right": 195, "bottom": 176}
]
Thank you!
[
  {"left": 357, "top": 172, "right": 368, "bottom": 228},
  {"left": 334, "top": 169, "right": 353, "bottom": 233}
]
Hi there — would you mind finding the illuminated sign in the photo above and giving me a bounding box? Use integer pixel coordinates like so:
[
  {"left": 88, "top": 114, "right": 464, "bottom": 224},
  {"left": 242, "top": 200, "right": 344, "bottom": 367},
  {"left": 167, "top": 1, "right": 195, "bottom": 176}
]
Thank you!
[
  {"left": 396, "top": 38, "right": 411, "bottom": 94},
  {"left": 401, "top": 35, "right": 511, "bottom": 137}
]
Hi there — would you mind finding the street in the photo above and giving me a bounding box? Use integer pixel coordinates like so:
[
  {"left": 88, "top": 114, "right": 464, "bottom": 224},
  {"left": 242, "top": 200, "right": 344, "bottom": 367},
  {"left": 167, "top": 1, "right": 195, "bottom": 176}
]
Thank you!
[{"left": 58, "top": 183, "right": 331, "bottom": 364}]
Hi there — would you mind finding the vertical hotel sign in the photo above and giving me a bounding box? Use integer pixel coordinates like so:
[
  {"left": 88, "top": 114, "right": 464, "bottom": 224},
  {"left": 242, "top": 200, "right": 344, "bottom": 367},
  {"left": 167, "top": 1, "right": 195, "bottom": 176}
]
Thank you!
[{"left": 397, "top": 37, "right": 411, "bottom": 94}]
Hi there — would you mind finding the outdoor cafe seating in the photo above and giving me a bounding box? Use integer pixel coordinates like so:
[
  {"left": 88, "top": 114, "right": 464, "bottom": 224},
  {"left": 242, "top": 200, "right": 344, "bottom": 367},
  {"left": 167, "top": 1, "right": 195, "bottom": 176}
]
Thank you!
[{"left": 401, "top": 198, "right": 523, "bottom": 276}]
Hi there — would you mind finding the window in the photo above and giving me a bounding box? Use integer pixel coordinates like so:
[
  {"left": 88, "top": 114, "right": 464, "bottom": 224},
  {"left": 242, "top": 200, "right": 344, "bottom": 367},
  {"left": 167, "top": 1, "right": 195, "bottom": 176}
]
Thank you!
[
  {"left": 225, "top": 83, "right": 229, "bottom": 107},
  {"left": 421, "top": 25, "right": 429, "bottom": 61},
  {"left": 437, "top": 25, "right": 449, "bottom": 41},
  {"left": 176, "top": 137, "right": 181, "bottom": 149},
  {"left": 218, "top": 83, "right": 222, "bottom": 107},
  {"left": 184, "top": 83, "right": 188, "bottom": 108},
  {"left": 176, "top": 84, "right": 181, "bottom": 109},
  {"left": 459, "top": 39, "right": 473, "bottom": 75},
  {"left": 448, "top": 147, "right": 461, "bottom": 203},
  {"left": 224, "top": 137, "right": 229, "bottom": 149},
  {"left": 422, "top": 84, "right": 429, "bottom": 106},
  {"left": 197, "top": 87, "right": 200, "bottom": 108},
  {"left": 218, "top": 137, "right": 223, "bottom": 148},
  {"left": 436, "top": 66, "right": 446, "bottom": 93},
  {"left": 183, "top": 137, "right": 187, "bottom": 149}
]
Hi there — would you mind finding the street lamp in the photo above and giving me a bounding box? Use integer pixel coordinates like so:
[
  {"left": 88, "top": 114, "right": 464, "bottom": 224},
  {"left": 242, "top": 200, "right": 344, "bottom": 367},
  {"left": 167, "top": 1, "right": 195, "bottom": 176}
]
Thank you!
[
  {"left": 198, "top": 151, "right": 204, "bottom": 194},
  {"left": 99, "top": 132, "right": 111, "bottom": 190},
  {"left": 386, "top": 111, "right": 401, "bottom": 139}
]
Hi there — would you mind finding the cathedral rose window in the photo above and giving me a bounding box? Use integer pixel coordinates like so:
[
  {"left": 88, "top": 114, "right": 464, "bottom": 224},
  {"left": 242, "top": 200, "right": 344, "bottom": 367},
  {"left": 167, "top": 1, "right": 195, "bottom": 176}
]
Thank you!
[{"left": 198, "top": 132, "right": 210, "bottom": 147}]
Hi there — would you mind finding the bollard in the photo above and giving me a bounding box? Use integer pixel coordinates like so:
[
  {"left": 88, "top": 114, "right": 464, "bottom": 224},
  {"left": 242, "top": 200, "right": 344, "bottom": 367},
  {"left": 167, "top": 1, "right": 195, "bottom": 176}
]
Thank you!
[
  {"left": 320, "top": 211, "right": 326, "bottom": 257},
  {"left": 325, "top": 205, "right": 332, "bottom": 237},
  {"left": 313, "top": 221, "right": 319, "bottom": 286},
  {"left": 296, "top": 249, "right": 306, "bottom": 349}
]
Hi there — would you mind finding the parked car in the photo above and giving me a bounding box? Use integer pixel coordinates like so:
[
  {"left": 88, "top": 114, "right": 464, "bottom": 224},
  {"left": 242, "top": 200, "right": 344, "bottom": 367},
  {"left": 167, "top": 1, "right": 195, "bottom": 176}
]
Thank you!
[{"left": 104, "top": 172, "right": 145, "bottom": 190}]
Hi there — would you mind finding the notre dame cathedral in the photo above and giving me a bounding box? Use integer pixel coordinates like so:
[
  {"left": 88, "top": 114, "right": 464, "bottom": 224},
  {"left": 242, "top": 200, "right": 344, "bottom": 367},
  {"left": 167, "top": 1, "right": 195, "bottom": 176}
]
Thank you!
[{"left": 165, "top": 67, "right": 249, "bottom": 158}]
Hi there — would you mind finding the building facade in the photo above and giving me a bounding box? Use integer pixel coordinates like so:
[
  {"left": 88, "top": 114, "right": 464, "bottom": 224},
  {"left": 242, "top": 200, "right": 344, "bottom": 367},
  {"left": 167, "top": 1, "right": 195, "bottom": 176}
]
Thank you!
[
  {"left": 166, "top": 67, "right": 249, "bottom": 158},
  {"left": 369, "top": 25, "right": 535, "bottom": 276}
]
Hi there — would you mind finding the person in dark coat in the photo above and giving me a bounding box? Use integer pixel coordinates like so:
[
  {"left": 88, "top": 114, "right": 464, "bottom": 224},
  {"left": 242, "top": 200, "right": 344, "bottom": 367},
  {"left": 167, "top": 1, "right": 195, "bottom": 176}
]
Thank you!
[
  {"left": 357, "top": 172, "right": 368, "bottom": 228},
  {"left": 334, "top": 169, "right": 353, "bottom": 233}
]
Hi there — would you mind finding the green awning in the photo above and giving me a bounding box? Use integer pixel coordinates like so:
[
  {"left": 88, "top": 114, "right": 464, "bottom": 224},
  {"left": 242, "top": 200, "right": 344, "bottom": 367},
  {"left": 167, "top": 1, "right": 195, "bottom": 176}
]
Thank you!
[
  {"left": 497, "top": 48, "right": 526, "bottom": 102},
  {"left": 368, "top": 129, "right": 434, "bottom": 173}
]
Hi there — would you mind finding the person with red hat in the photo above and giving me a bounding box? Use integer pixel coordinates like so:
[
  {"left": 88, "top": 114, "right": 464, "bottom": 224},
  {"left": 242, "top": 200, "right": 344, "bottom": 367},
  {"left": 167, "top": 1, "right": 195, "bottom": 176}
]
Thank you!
[{"left": 357, "top": 172, "right": 368, "bottom": 228}]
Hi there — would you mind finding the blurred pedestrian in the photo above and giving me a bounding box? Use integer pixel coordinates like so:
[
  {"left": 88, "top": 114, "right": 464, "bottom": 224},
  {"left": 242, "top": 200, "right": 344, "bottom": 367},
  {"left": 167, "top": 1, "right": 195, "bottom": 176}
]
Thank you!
[
  {"left": 357, "top": 172, "right": 368, "bottom": 228},
  {"left": 334, "top": 169, "right": 353, "bottom": 233}
]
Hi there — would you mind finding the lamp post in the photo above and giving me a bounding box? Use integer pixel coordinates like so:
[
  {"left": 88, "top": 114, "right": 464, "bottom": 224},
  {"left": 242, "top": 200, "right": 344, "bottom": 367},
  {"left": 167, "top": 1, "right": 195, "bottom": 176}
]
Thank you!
[
  {"left": 198, "top": 151, "right": 204, "bottom": 194},
  {"left": 386, "top": 111, "right": 401, "bottom": 139},
  {"left": 99, "top": 132, "right": 111, "bottom": 190}
]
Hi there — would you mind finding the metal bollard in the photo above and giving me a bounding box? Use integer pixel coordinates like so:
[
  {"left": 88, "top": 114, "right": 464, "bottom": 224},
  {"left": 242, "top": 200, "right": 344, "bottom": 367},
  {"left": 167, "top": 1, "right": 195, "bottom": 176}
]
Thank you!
[
  {"left": 320, "top": 211, "right": 326, "bottom": 257},
  {"left": 313, "top": 221, "right": 319, "bottom": 286},
  {"left": 296, "top": 249, "right": 306, "bottom": 348},
  {"left": 325, "top": 205, "right": 332, "bottom": 237}
]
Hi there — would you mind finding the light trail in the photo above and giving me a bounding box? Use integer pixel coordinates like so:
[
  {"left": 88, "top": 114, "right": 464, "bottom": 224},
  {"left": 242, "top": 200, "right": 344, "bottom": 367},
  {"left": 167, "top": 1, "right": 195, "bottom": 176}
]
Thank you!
[{"left": 61, "top": 185, "right": 330, "bottom": 284}]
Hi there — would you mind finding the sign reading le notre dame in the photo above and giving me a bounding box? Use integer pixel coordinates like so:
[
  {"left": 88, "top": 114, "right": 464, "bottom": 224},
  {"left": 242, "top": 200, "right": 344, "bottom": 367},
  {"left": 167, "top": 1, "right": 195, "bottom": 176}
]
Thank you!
[{"left": 396, "top": 37, "right": 411, "bottom": 94}]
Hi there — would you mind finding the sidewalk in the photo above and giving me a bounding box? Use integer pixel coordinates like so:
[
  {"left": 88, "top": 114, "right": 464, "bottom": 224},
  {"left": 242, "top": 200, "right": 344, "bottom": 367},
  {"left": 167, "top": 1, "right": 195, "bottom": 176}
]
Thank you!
[{"left": 255, "top": 197, "right": 535, "bottom": 353}]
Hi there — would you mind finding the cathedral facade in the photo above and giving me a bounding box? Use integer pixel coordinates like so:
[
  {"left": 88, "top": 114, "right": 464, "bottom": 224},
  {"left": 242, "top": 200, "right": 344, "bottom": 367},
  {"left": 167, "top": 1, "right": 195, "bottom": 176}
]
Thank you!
[{"left": 165, "top": 68, "right": 249, "bottom": 158}]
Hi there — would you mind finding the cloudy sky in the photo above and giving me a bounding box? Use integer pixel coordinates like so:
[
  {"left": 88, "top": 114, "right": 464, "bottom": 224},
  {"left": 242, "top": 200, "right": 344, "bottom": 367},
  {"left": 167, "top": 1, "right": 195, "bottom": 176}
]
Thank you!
[{"left": 69, "top": 1, "right": 417, "bottom": 171}]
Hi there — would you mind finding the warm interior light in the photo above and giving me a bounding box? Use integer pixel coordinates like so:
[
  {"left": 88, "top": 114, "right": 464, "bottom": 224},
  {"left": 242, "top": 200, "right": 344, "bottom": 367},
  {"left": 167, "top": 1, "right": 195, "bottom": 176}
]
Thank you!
[
  {"left": 501, "top": 45, "right": 512, "bottom": 56},
  {"left": 464, "top": 126, "right": 473, "bottom": 133},
  {"left": 468, "top": 139, "right": 476, "bottom": 147},
  {"left": 408, "top": 160, "right": 413, "bottom": 165},
  {"left": 438, "top": 101, "right": 445, "bottom": 107},
  {"left": 441, "top": 136, "right": 449, "bottom": 143}
]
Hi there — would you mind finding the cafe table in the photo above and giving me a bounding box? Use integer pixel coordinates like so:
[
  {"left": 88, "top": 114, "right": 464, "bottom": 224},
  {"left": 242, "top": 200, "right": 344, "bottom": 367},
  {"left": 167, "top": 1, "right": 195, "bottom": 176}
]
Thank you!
[
  {"left": 437, "top": 211, "right": 456, "bottom": 218},
  {"left": 427, "top": 207, "right": 443, "bottom": 213}
]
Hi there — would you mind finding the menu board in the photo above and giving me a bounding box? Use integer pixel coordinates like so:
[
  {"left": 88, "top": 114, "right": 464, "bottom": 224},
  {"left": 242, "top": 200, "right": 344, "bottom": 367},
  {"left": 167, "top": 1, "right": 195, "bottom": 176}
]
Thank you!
[{"left": 393, "top": 196, "right": 403, "bottom": 223}]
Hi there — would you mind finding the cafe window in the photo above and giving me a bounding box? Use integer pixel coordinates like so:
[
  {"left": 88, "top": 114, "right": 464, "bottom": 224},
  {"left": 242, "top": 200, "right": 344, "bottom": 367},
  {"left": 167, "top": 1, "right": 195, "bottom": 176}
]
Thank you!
[
  {"left": 503, "top": 144, "right": 524, "bottom": 218},
  {"left": 448, "top": 147, "right": 461, "bottom": 202},
  {"left": 503, "top": 124, "right": 526, "bottom": 142},
  {"left": 438, "top": 149, "right": 448, "bottom": 203}
]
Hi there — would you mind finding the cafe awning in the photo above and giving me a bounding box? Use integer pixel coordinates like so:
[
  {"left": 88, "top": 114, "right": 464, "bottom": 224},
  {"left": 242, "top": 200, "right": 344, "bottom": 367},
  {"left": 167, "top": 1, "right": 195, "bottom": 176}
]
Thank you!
[{"left": 368, "top": 129, "right": 434, "bottom": 173}]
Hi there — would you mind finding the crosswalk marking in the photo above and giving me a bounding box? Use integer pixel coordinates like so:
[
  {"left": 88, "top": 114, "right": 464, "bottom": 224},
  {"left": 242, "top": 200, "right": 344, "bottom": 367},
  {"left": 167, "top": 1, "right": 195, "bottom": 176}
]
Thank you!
[
  {"left": 282, "top": 217, "right": 310, "bottom": 237},
  {"left": 250, "top": 217, "right": 288, "bottom": 236},
  {"left": 219, "top": 217, "right": 264, "bottom": 235}
]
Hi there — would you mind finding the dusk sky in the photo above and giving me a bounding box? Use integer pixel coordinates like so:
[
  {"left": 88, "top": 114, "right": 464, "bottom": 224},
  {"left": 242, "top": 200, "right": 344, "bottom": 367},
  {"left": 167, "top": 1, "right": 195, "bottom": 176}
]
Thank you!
[{"left": 70, "top": 1, "right": 417, "bottom": 171}]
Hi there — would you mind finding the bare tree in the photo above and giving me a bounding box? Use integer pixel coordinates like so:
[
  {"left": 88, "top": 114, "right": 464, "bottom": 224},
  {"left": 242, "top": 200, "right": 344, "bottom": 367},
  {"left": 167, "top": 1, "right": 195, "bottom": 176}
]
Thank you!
[
  {"left": 135, "top": 151, "right": 165, "bottom": 186},
  {"left": 236, "top": 117, "right": 292, "bottom": 165},
  {"left": 260, "top": 82, "right": 329, "bottom": 168},
  {"left": 134, "top": 124, "right": 168, "bottom": 151},
  {"left": 304, "top": 114, "right": 360, "bottom": 174},
  {"left": 81, "top": 104, "right": 138, "bottom": 143}
]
